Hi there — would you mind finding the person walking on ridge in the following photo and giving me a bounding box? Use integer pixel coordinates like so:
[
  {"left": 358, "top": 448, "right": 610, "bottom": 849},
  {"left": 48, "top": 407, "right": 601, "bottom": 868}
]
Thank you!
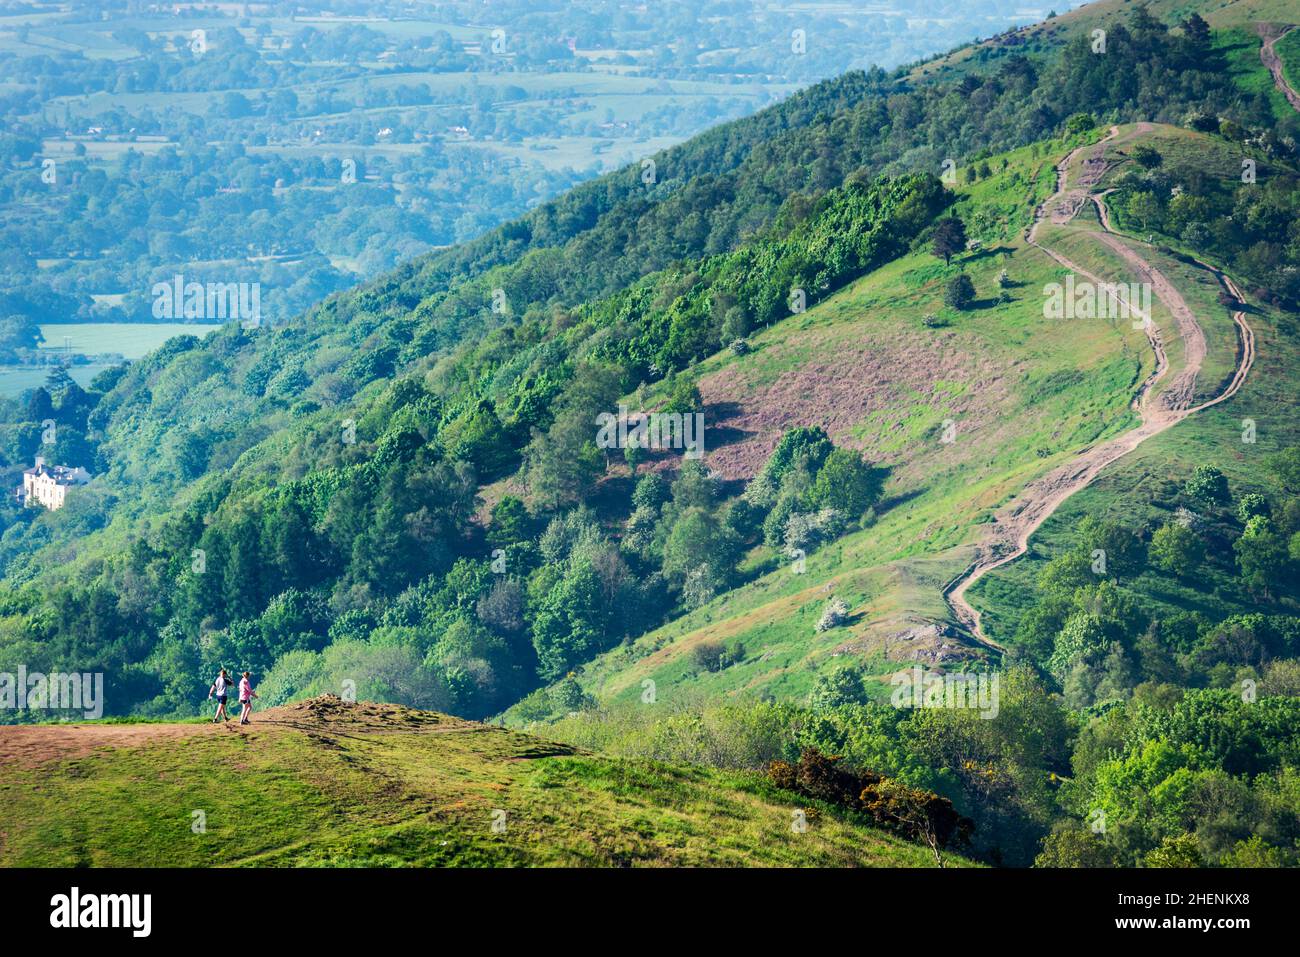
[
  {"left": 208, "top": 668, "right": 235, "bottom": 723},
  {"left": 238, "top": 671, "right": 258, "bottom": 726}
]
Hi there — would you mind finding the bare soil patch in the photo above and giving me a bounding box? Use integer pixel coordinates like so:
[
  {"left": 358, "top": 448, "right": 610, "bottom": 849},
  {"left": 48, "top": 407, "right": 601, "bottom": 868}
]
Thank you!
[
  {"left": 0, "top": 722, "right": 213, "bottom": 770},
  {"left": 0, "top": 697, "right": 494, "bottom": 770},
  {"left": 699, "top": 327, "right": 1009, "bottom": 481}
]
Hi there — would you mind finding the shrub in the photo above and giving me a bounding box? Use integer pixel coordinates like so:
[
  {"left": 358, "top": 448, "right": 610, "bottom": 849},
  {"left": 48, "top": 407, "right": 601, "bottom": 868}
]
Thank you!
[
  {"left": 722, "top": 496, "right": 763, "bottom": 541},
  {"left": 815, "top": 596, "right": 850, "bottom": 632},
  {"left": 1033, "top": 824, "right": 1119, "bottom": 868},
  {"left": 1265, "top": 446, "right": 1300, "bottom": 493},
  {"left": 662, "top": 374, "right": 703, "bottom": 415},
  {"left": 512, "top": 687, "right": 557, "bottom": 723},
  {"left": 809, "top": 447, "right": 883, "bottom": 519},
  {"left": 1235, "top": 516, "right": 1289, "bottom": 597},
  {"left": 1065, "top": 112, "right": 1096, "bottom": 134},
  {"left": 1185, "top": 464, "right": 1229, "bottom": 503},
  {"left": 930, "top": 217, "right": 967, "bottom": 267},
  {"left": 759, "top": 426, "right": 834, "bottom": 488},
  {"left": 793, "top": 748, "right": 874, "bottom": 807},
  {"left": 681, "top": 563, "right": 722, "bottom": 609},
  {"left": 1048, "top": 612, "right": 1117, "bottom": 676},
  {"left": 944, "top": 273, "right": 976, "bottom": 310},
  {"left": 768, "top": 759, "right": 798, "bottom": 791},
  {"left": 766, "top": 748, "right": 973, "bottom": 862},
  {"left": 632, "top": 472, "right": 670, "bottom": 512},
  {"left": 1131, "top": 145, "right": 1163, "bottom": 169},
  {"left": 858, "top": 777, "right": 973, "bottom": 863},
  {"left": 691, "top": 638, "right": 742, "bottom": 672},
  {"left": 762, "top": 494, "right": 799, "bottom": 547},
  {"left": 1236, "top": 493, "right": 1270, "bottom": 523},
  {"left": 809, "top": 666, "right": 867, "bottom": 709},
  {"left": 1142, "top": 834, "right": 1203, "bottom": 868},
  {"left": 1148, "top": 523, "right": 1204, "bottom": 576},
  {"left": 551, "top": 674, "right": 592, "bottom": 712},
  {"left": 1076, "top": 515, "right": 1145, "bottom": 580},
  {"left": 784, "top": 507, "right": 845, "bottom": 553},
  {"left": 258, "top": 649, "right": 323, "bottom": 707},
  {"left": 1220, "top": 835, "right": 1287, "bottom": 868},
  {"left": 477, "top": 578, "right": 525, "bottom": 634}
]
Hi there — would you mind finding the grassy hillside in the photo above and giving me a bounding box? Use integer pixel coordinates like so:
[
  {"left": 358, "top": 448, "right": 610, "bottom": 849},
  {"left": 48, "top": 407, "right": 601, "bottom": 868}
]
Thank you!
[
  {"left": 1277, "top": 28, "right": 1300, "bottom": 92},
  {"left": 502, "top": 121, "right": 1264, "bottom": 721},
  {"left": 0, "top": 697, "right": 969, "bottom": 867},
  {"left": 491, "top": 115, "right": 1300, "bottom": 867}
]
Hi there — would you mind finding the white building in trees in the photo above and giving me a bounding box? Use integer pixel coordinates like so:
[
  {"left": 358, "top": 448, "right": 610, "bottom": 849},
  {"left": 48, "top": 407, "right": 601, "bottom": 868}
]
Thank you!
[{"left": 19, "top": 457, "right": 91, "bottom": 511}]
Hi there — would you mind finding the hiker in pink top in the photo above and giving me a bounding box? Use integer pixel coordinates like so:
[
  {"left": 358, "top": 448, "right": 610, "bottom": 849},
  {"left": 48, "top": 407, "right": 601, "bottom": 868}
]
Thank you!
[{"left": 238, "top": 671, "right": 258, "bottom": 725}]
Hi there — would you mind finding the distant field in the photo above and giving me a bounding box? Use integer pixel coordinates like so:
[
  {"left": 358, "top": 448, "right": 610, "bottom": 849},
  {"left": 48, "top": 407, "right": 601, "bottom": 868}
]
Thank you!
[
  {"left": 460, "top": 134, "right": 683, "bottom": 172},
  {"left": 0, "top": 363, "right": 110, "bottom": 398},
  {"left": 37, "top": 322, "right": 221, "bottom": 360},
  {"left": 39, "top": 65, "right": 785, "bottom": 179},
  {"left": 0, "top": 322, "right": 217, "bottom": 396},
  {"left": 48, "top": 71, "right": 784, "bottom": 120}
]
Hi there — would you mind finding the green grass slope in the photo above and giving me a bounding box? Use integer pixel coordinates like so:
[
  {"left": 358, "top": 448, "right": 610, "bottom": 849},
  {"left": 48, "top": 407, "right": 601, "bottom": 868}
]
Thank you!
[
  {"left": 0, "top": 697, "right": 970, "bottom": 867},
  {"left": 1277, "top": 27, "right": 1300, "bottom": 92}
]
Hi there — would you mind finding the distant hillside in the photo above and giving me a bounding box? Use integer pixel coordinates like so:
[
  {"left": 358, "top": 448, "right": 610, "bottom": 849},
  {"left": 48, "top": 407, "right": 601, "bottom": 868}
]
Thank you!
[
  {"left": 0, "top": 696, "right": 971, "bottom": 867},
  {"left": 907, "top": 0, "right": 1300, "bottom": 82}
]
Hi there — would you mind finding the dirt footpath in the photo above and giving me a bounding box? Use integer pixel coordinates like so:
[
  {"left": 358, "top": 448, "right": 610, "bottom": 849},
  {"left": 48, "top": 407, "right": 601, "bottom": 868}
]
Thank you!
[
  {"left": 1260, "top": 24, "right": 1300, "bottom": 114},
  {"left": 0, "top": 722, "right": 213, "bottom": 770},
  {"left": 945, "top": 128, "right": 1256, "bottom": 650},
  {"left": 0, "top": 698, "right": 490, "bottom": 770}
]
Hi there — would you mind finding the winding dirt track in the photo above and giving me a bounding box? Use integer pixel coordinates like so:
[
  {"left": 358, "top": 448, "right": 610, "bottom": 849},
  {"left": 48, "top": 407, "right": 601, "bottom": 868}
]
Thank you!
[
  {"left": 943, "top": 130, "right": 1256, "bottom": 651},
  {"left": 1261, "top": 24, "right": 1300, "bottom": 114}
]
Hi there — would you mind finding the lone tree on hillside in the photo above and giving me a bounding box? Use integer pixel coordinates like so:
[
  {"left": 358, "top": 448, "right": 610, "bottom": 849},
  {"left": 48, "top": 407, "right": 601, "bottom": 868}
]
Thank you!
[
  {"left": 930, "top": 216, "right": 967, "bottom": 267},
  {"left": 944, "top": 273, "right": 976, "bottom": 310},
  {"left": 1132, "top": 145, "right": 1164, "bottom": 169},
  {"left": 1181, "top": 12, "right": 1210, "bottom": 48}
]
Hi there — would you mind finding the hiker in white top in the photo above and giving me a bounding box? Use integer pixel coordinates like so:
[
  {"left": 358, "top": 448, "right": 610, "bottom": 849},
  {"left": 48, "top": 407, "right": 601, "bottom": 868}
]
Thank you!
[
  {"left": 208, "top": 668, "right": 234, "bottom": 723},
  {"left": 238, "top": 671, "right": 258, "bottom": 726}
]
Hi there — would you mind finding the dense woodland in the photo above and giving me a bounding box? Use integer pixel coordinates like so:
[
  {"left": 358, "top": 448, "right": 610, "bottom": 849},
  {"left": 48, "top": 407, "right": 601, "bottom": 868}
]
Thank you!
[{"left": 1, "top": 6, "right": 1299, "bottom": 867}]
